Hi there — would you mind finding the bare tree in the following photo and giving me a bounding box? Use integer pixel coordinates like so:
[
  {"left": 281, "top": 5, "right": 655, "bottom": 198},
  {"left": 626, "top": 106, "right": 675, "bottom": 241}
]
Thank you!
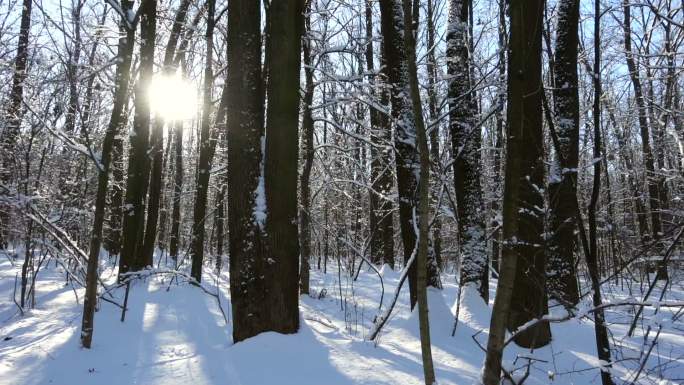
[{"left": 81, "top": 0, "right": 136, "bottom": 348}]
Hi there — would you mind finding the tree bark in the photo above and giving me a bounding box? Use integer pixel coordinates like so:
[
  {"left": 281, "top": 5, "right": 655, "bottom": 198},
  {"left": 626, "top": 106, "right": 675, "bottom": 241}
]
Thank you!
[
  {"left": 105, "top": 128, "right": 125, "bottom": 256},
  {"left": 447, "top": 0, "right": 488, "bottom": 302},
  {"left": 262, "top": 0, "right": 305, "bottom": 335},
  {"left": 227, "top": 0, "right": 266, "bottom": 342},
  {"left": 547, "top": 0, "right": 581, "bottom": 308},
  {"left": 227, "top": 0, "right": 304, "bottom": 342},
  {"left": 490, "top": 0, "right": 506, "bottom": 275},
  {"left": 169, "top": 120, "right": 184, "bottom": 260},
  {"left": 482, "top": 0, "right": 549, "bottom": 381},
  {"left": 367, "top": 0, "right": 395, "bottom": 269}
]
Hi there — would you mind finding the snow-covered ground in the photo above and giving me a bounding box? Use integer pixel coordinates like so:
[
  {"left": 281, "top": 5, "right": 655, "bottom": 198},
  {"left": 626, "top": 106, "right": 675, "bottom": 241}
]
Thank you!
[{"left": 0, "top": 253, "right": 682, "bottom": 385}]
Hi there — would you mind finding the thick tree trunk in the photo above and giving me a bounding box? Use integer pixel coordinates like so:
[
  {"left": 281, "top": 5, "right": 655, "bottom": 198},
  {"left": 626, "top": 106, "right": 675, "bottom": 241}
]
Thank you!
[
  {"left": 447, "top": 0, "right": 488, "bottom": 302},
  {"left": 262, "top": 0, "right": 305, "bottom": 335},
  {"left": 547, "top": 0, "right": 581, "bottom": 308},
  {"left": 379, "top": 0, "right": 439, "bottom": 311},
  {"left": 157, "top": 132, "right": 173, "bottom": 251},
  {"left": 119, "top": 0, "right": 157, "bottom": 277},
  {"left": 227, "top": 0, "right": 304, "bottom": 342},
  {"left": 482, "top": 0, "right": 549, "bottom": 382},
  {"left": 81, "top": 0, "right": 136, "bottom": 347},
  {"left": 366, "top": 0, "right": 395, "bottom": 269},
  {"left": 227, "top": 0, "right": 266, "bottom": 342}
]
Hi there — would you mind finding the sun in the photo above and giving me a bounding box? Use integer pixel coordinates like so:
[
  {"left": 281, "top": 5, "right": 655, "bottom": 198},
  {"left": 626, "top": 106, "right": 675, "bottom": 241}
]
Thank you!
[{"left": 148, "top": 74, "right": 197, "bottom": 121}]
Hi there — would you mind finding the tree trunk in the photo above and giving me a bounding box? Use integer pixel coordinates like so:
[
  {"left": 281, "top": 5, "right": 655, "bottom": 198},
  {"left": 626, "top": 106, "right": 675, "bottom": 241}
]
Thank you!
[
  {"left": 262, "top": 0, "right": 305, "bottom": 335},
  {"left": 426, "top": 0, "right": 443, "bottom": 269},
  {"left": 119, "top": 0, "right": 157, "bottom": 277},
  {"left": 157, "top": 132, "right": 174, "bottom": 251},
  {"left": 227, "top": 0, "right": 304, "bottom": 342},
  {"left": 547, "top": 0, "right": 581, "bottom": 308},
  {"left": 189, "top": 0, "right": 216, "bottom": 282},
  {"left": 214, "top": 178, "right": 225, "bottom": 271},
  {"left": 169, "top": 121, "right": 184, "bottom": 259},
  {"left": 299, "top": 4, "right": 314, "bottom": 295},
  {"left": 227, "top": 0, "right": 266, "bottom": 342},
  {"left": 447, "top": 0, "right": 488, "bottom": 302},
  {"left": 490, "top": 0, "right": 506, "bottom": 275},
  {"left": 588, "top": 3, "right": 615, "bottom": 383},
  {"left": 367, "top": 0, "right": 395, "bottom": 269},
  {"left": 482, "top": 0, "right": 549, "bottom": 381},
  {"left": 379, "top": 0, "right": 439, "bottom": 311},
  {"left": 402, "top": 0, "right": 436, "bottom": 382}
]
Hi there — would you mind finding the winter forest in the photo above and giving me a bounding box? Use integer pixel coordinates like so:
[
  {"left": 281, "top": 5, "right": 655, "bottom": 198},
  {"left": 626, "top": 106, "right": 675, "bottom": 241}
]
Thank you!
[{"left": 1, "top": 0, "right": 683, "bottom": 384}]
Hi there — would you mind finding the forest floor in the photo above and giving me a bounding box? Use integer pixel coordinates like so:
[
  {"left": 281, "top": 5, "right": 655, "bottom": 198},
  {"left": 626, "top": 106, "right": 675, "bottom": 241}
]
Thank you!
[{"left": 0, "top": 251, "right": 682, "bottom": 385}]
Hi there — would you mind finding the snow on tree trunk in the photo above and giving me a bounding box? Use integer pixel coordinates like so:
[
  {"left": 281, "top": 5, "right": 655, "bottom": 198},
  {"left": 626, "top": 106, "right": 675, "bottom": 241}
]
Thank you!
[
  {"left": 547, "top": 0, "right": 581, "bottom": 308},
  {"left": 447, "top": 0, "right": 488, "bottom": 303},
  {"left": 483, "top": 0, "right": 550, "bottom": 381},
  {"left": 228, "top": 0, "right": 304, "bottom": 342},
  {"left": 379, "top": 0, "right": 439, "bottom": 311}
]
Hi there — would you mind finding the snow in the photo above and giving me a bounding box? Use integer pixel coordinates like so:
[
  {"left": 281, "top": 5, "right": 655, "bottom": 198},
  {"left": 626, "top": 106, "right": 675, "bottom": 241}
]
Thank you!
[
  {"left": 1, "top": 253, "right": 683, "bottom": 385},
  {"left": 253, "top": 136, "right": 267, "bottom": 228}
]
